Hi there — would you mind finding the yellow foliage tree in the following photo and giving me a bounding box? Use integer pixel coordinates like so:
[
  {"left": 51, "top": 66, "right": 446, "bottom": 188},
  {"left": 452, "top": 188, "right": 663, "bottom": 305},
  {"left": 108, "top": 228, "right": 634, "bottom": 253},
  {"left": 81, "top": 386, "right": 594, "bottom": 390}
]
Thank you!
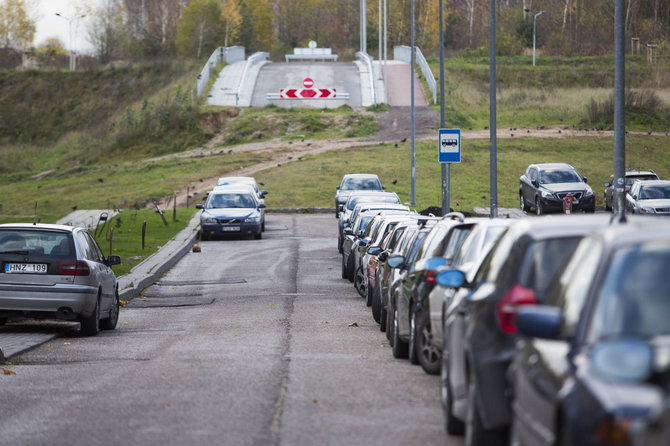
[
  {"left": 220, "top": 0, "right": 241, "bottom": 47},
  {"left": 34, "top": 37, "right": 68, "bottom": 65},
  {"left": 0, "top": 0, "right": 36, "bottom": 50}
]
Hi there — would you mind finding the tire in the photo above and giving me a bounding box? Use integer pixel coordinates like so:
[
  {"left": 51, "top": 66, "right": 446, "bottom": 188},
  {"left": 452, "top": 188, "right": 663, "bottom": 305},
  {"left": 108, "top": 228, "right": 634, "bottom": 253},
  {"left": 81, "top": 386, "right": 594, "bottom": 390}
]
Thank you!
[
  {"left": 254, "top": 232, "right": 262, "bottom": 240},
  {"left": 201, "top": 230, "right": 210, "bottom": 241},
  {"left": 80, "top": 295, "right": 100, "bottom": 337},
  {"left": 100, "top": 291, "right": 120, "bottom": 330},
  {"left": 365, "top": 279, "right": 374, "bottom": 307},
  {"left": 604, "top": 193, "right": 612, "bottom": 211},
  {"left": 384, "top": 303, "right": 392, "bottom": 339},
  {"left": 0, "top": 317, "right": 7, "bottom": 326},
  {"left": 354, "top": 267, "right": 366, "bottom": 298},
  {"left": 392, "top": 307, "right": 409, "bottom": 359},
  {"left": 519, "top": 193, "right": 528, "bottom": 212},
  {"left": 535, "top": 197, "right": 543, "bottom": 216},
  {"left": 371, "top": 282, "right": 382, "bottom": 323},
  {"left": 338, "top": 234, "right": 343, "bottom": 254},
  {"left": 346, "top": 253, "right": 355, "bottom": 282},
  {"left": 409, "top": 307, "right": 420, "bottom": 365},
  {"left": 465, "top": 369, "right": 508, "bottom": 446},
  {"left": 441, "top": 334, "right": 465, "bottom": 435},
  {"left": 341, "top": 255, "right": 347, "bottom": 279},
  {"left": 380, "top": 303, "right": 388, "bottom": 332},
  {"left": 416, "top": 306, "right": 441, "bottom": 374}
]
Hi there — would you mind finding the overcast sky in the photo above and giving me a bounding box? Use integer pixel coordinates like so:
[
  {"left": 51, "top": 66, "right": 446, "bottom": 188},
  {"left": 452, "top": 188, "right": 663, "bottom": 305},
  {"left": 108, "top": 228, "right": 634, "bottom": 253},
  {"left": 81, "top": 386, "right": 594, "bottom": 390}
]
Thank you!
[{"left": 33, "top": 0, "right": 99, "bottom": 53}]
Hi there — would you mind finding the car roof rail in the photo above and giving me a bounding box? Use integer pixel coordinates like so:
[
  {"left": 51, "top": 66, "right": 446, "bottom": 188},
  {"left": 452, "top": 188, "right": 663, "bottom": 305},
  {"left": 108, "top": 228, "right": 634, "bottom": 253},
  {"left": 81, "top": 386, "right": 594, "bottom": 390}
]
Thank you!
[{"left": 443, "top": 211, "right": 465, "bottom": 223}]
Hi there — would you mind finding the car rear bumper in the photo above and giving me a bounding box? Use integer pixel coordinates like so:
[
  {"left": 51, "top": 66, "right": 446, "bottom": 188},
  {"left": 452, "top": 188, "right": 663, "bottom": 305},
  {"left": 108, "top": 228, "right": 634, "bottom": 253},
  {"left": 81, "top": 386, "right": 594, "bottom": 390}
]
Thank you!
[{"left": 0, "top": 283, "right": 99, "bottom": 319}]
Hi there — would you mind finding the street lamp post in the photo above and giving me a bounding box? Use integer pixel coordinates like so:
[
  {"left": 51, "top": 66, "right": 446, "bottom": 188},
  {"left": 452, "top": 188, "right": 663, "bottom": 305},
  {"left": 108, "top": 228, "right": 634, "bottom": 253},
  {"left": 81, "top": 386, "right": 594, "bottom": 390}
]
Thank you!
[
  {"left": 533, "top": 11, "right": 545, "bottom": 67},
  {"left": 55, "top": 12, "right": 86, "bottom": 71}
]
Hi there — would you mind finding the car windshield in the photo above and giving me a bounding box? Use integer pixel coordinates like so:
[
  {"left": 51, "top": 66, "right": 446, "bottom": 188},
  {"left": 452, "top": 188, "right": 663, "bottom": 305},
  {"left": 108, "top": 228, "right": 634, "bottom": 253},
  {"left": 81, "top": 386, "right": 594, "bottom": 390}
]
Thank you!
[
  {"left": 539, "top": 169, "right": 582, "bottom": 184},
  {"left": 0, "top": 230, "right": 73, "bottom": 257},
  {"left": 639, "top": 185, "right": 670, "bottom": 200},
  {"left": 341, "top": 177, "right": 381, "bottom": 191},
  {"left": 591, "top": 241, "right": 670, "bottom": 338},
  {"left": 208, "top": 193, "right": 256, "bottom": 209}
]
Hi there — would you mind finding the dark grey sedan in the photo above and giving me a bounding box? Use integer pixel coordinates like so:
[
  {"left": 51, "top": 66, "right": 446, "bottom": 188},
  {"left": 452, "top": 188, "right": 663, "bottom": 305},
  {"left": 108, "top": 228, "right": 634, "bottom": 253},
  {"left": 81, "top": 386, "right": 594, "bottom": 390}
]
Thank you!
[
  {"left": 0, "top": 223, "right": 121, "bottom": 336},
  {"left": 519, "top": 163, "right": 595, "bottom": 215},
  {"left": 511, "top": 219, "right": 670, "bottom": 446}
]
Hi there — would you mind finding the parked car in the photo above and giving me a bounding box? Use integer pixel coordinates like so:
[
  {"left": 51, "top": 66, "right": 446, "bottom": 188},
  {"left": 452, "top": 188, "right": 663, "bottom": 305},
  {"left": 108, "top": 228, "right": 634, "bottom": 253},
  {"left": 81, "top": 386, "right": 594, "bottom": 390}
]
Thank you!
[
  {"left": 436, "top": 215, "right": 608, "bottom": 444},
  {"left": 213, "top": 183, "right": 266, "bottom": 232},
  {"left": 334, "top": 173, "right": 385, "bottom": 218},
  {"left": 429, "top": 218, "right": 512, "bottom": 354},
  {"left": 337, "top": 191, "right": 401, "bottom": 252},
  {"left": 625, "top": 179, "right": 670, "bottom": 215},
  {"left": 0, "top": 223, "right": 121, "bottom": 336},
  {"left": 341, "top": 209, "right": 380, "bottom": 282},
  {"left": 394, "top": 214, "right": 478, "bottom": 372},
  {"left": 386, "top": 217, "right": 440, "bottom": 359},
  {"left": 511, "top": 219, "right": 670, "bottom": 446},
  {"left": 519, "top": 163, "right": 595, "bottom": 215},
  {"left": 603, "top": 170, "right": 658, "bottom": 211},
  {"left": 197, "top": 187, "right": 266, "bottom": 240},
  {"left": 216, "top": 176, "right": 268, "bottom": 202}
]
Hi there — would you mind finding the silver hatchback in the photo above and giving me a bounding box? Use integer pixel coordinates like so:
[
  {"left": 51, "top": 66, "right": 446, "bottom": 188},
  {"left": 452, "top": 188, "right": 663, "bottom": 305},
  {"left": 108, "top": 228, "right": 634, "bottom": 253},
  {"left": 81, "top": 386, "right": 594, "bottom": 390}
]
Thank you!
[{"left": 0, "top": 224, "right": 121, "bottom": 336}]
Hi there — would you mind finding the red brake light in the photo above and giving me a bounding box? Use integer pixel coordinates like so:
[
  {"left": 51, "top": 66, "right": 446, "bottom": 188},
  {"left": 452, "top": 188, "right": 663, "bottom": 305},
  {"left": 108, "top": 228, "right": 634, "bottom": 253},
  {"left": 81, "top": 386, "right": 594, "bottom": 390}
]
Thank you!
[
  {"left": 496, "top": 285, "right": 537, "bottom": 334},
  {"left": 425, "top": 270, "right": 436, "bottom": 284},
  {"left": 58, "top": 261, "right": 90, "bottom": 276}
]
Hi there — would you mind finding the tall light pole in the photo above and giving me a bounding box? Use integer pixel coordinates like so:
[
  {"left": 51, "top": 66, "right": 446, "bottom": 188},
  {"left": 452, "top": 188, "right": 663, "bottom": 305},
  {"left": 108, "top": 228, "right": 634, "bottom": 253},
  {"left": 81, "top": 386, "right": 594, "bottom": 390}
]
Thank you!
[
  {"left": 533, "top": 10, "right": 545, "bottom": 67},
  {"left": 55, "top": 12, "right": 86, "bottom": 71},
  {"left": 410, "top": 0, "right": 416, "bottom": 206}
]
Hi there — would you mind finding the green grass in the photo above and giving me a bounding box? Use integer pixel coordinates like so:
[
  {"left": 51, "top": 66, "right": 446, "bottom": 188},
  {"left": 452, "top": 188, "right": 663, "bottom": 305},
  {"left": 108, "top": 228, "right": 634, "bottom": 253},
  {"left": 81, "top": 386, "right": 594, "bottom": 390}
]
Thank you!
[
  {"left": 91, "top": 208, "right": 196, "bottom": 277},
  {"left": 253, "top": 135, "right": 670, "bottom": 213}
]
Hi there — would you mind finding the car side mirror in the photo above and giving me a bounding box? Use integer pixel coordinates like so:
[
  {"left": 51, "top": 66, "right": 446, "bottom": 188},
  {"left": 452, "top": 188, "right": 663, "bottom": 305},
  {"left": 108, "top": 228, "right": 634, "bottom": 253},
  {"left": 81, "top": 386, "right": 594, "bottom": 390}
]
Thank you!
[
  {"left": 387, "top": 254, "right": 405, "bottom": 269},
  {"left": 516, "top": 306, "right": 562, "bottom": 340},
  {"left": 382, "top": 185, "right": 386, "bottom": 190},
  {"left": 604, "top": 182, "right": 611, "bottom": 188},
  {"left": 262, "top": 190, "right": 269, "bottom": 196},
  {"left": 107, "top": 255, "right": 121, "bottom": 266},
  {"left": 343, "top": 228, "right": 353, "bottom": 236},
  {"left": 367, "top": 246, "right": 382, "bottom": 256},
  {"left": 338, "top": 205, "right": 344, "bottom": 213},
  {"left": 357, "top": 239, "right": 369, "bottom": 248},
  {"left": 583, "top": 177, "right": 588, "bottom": 183},
  {"left": 436, "top": 269, "right": 466, "bottom": 288},
  {"left": 633, "top": 195, "right": 638, "bottom": 200},
  {"left": 258, "top": 203, "right": 266, "bottom": 209},
  {"left": 532, "top": 179, "right": 539, "bottom": 188},
  {"left": 196, "top": 204, "right": 205, "bottom": 210},
  {"left": 336, "top": 186, "right": 340, "bottom": 190}
]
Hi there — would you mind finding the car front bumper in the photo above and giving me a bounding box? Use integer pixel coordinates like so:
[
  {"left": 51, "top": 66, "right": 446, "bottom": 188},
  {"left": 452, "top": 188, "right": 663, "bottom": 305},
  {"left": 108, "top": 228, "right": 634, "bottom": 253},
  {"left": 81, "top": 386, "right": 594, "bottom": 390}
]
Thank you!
[{"left": 539, "top": 194, "right": 596, "bottom": 213}]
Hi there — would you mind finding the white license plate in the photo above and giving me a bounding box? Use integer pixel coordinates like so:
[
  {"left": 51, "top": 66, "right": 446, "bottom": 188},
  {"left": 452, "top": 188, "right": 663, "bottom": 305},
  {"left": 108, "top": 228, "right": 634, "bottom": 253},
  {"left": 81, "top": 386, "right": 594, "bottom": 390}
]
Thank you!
[
  {"left": 572, "top": 199, "right": 579, "bottom": 204},
  {"left": 222, "top": 226, "right": 241, "bottom": 232},
  {"left": 5, "top": 263, "right": 48, "bottom": 274}
]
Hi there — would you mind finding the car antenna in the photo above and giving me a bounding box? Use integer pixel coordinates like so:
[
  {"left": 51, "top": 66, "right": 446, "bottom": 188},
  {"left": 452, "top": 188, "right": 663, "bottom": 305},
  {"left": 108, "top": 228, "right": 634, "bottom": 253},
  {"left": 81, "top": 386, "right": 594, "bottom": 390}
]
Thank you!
[{"left": 33, "top": 202, "right": 39, "bottom": 225}]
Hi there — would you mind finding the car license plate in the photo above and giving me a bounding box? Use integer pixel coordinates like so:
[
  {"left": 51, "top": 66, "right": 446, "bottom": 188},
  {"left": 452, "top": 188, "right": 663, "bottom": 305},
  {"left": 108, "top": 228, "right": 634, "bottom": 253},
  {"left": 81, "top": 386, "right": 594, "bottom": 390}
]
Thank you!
[
  {"left": 5, "top": 263, "right": 48, "bottom": 274},
  {"left": 222, "top": 226, "right": 241, "bottom": 232},
  {"left": 572, "top": 199, "right": 579, "bottom": 204}
]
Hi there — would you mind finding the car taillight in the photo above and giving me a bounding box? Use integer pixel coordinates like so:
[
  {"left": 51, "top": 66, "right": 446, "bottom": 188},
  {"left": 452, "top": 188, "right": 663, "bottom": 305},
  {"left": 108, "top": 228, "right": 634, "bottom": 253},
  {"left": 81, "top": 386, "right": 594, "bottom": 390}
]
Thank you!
[
  {"left": 496, "top": 285, "right": 537, "bottom": 334},
  {"left": 58, "top": 261, "right": 90, "bottom": 276},
  {"left": 425, "top": 270, "right": 436, "bottom": 284}
]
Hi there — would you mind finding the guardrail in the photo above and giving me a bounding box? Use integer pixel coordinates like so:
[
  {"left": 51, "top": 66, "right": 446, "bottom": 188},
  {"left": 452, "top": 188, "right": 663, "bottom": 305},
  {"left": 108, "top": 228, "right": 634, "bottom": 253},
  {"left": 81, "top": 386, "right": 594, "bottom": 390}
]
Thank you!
[
  {"left": 394, "top": 45, "right": 437, "bottom": 105},
  {"left": 355, "top": 51, "right": 377, "bottom": 106},
  {"left": 196, "top": 46, "right": 245, "bottom": 98},
  {"left": 236, "top": 51, "right": 269, "bottom": 104}
]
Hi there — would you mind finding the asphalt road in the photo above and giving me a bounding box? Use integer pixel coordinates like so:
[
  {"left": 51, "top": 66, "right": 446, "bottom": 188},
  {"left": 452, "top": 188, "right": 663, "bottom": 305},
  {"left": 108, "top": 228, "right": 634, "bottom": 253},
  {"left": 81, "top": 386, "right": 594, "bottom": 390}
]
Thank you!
[
  {"left": 0, "top": 214, "right": 463, "bottom": 446},
  {"left": 251, "top": 62, "right": 362, "bottom": 108}
]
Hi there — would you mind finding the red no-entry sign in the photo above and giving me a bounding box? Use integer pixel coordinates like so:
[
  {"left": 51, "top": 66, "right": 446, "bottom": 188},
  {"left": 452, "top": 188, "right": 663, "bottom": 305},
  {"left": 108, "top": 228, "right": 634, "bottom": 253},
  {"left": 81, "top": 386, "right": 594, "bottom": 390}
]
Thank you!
[{"left": 303, "top": 78, "right": 314, "bottom": 88}]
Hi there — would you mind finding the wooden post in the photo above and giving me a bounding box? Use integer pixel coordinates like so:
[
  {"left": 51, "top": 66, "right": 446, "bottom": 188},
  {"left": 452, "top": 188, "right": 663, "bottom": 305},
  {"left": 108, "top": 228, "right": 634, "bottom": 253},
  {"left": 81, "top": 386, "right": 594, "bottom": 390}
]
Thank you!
[
  {"left": 109, "top": 227, "right": 114, "bottom": 257},
  {"left": 153, "top": 199, "right": 168, "bottom": 226},
  {"left": 142, "top": 220, "right": 147, "bottom": 250},
  {"left": 173, "top": 194, "right": 177, "bottom": 221}
]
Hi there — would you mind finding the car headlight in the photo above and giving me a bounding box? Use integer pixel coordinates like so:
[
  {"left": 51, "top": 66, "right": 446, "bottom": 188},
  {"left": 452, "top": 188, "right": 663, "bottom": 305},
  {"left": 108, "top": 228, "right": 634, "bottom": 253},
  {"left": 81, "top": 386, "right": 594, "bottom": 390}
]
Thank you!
[
  {"left": 202, "top": 218, "right": 218, "bottom": 224},
  {"left": 584, "top": 187, "right": 594, "bottom": 196},
  {"left": 639, "top": 206, "right": 655, "bottom": 214},
  {"left": 244, "top": 215, "right": 260, "bottom": 223},
  {"left": 539, "top": 189, "right": 554, "bottom": 198}
]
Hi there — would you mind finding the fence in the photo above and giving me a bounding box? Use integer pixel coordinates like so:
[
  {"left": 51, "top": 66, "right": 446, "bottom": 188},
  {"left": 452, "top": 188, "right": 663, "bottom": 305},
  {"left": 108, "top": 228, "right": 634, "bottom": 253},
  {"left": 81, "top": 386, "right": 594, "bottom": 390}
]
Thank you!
[
  {"left": 196, "top": 46, "right": 245, "bottom": 98},
  {"left": 394, "top": 45, "right": 437, "bottom": 105}
]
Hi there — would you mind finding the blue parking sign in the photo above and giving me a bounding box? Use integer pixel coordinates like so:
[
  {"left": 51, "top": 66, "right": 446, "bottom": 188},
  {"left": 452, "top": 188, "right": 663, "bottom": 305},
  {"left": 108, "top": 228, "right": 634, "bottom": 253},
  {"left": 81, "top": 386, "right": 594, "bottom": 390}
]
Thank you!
[{"left": 438, "top": 129, "right": 461, "bottom": 163}]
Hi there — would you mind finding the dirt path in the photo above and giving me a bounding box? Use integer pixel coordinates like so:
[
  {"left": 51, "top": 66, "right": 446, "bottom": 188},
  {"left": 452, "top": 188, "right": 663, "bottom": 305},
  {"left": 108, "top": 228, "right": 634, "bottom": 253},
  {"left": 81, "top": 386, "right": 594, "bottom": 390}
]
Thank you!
[{"left": 149, "top": 107, "right": 654, "bottom": 209}]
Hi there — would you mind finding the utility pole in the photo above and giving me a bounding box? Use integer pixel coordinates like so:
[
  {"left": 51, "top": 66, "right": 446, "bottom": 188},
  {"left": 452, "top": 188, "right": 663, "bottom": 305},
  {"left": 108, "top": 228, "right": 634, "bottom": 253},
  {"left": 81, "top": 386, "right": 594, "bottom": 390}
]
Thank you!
[
  {"left": 410, "top": 0, "right": 416, "bottom": 206},
  {"left": 489, "top": 0, "right": 497, "bottom": 218},
  {"left": 614, "top": 0, "right": 626, "bottom": 218},
  {"left": 440, "top": 0, "right": 448, "bottom": 215}
]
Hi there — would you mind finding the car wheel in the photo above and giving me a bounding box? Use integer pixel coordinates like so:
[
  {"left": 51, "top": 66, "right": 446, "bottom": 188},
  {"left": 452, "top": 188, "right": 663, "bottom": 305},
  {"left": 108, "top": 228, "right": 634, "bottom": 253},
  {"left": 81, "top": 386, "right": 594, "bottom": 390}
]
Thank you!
[
  {"left": 341, "top": 255, "right": 347, "bottom": 279},
  {"left": 466, "top": 368, "right": 508, "bottom": 446},
  {"left": 354, "top": 267, "right": 366, "bottom": 298},
  {"left": 0, "top": 317, "right": 7, "bottom": 326},
  {"left": 201, "top": 230, "right": 210, "bottom": 241},
  {"left": 392, "top": 307, "right": 409, "bottom": 359},
  {"left": 604, "top": 193, "right": 612, "bottom": 211},
  {"left": 371, "top": 283, "right": 382, "bottom": 323},
  {"left": 380, "top": 303, "right": 388, "bottom": 332},
  {"left": 385, "top": 303, "right": 392, "bottom": 339},
  {"left": 254, "top": 232, "right": 262, "bottom": 240},
  {"left": 409, "top": 307, "right": 420, "bottom": 365},
  {"left": 346, "top": 254, "right": 355, "bottom": 282},
  {"left": 338, "top": 234, "right": 343, "bottom": 254},
  {"left": 100, "top": 291, "right": 119, "bottom": 330},
  {"left": 80, "top": 294, "right": 100, "bottom": 337},
  {"left": 441, "top": 330, "right": 465, "bottom": 435},
  {"left": 416, "top": 306, "right": 441, "bottom": 374},
  {"left": 535, "top": 197, "right": 543, "bottom": 216},
  {"left": 519, "top": 193, "right": 528, "bottom": 212}
]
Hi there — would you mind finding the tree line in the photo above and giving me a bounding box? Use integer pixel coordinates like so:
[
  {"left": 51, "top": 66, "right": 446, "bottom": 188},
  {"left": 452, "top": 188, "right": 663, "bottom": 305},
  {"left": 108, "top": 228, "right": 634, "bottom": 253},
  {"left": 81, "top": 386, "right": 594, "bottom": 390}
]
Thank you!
[{"left": 1, "top": 0, "right": 669, "bottom": 64}]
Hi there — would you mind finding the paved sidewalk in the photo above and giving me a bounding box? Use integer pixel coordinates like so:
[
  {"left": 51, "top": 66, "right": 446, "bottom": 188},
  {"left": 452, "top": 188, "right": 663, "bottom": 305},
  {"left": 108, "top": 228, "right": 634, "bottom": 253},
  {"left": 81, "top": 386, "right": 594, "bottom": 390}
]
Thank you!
[{"left": 0, "top": 213, "right": 201, "bottom": 363}]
